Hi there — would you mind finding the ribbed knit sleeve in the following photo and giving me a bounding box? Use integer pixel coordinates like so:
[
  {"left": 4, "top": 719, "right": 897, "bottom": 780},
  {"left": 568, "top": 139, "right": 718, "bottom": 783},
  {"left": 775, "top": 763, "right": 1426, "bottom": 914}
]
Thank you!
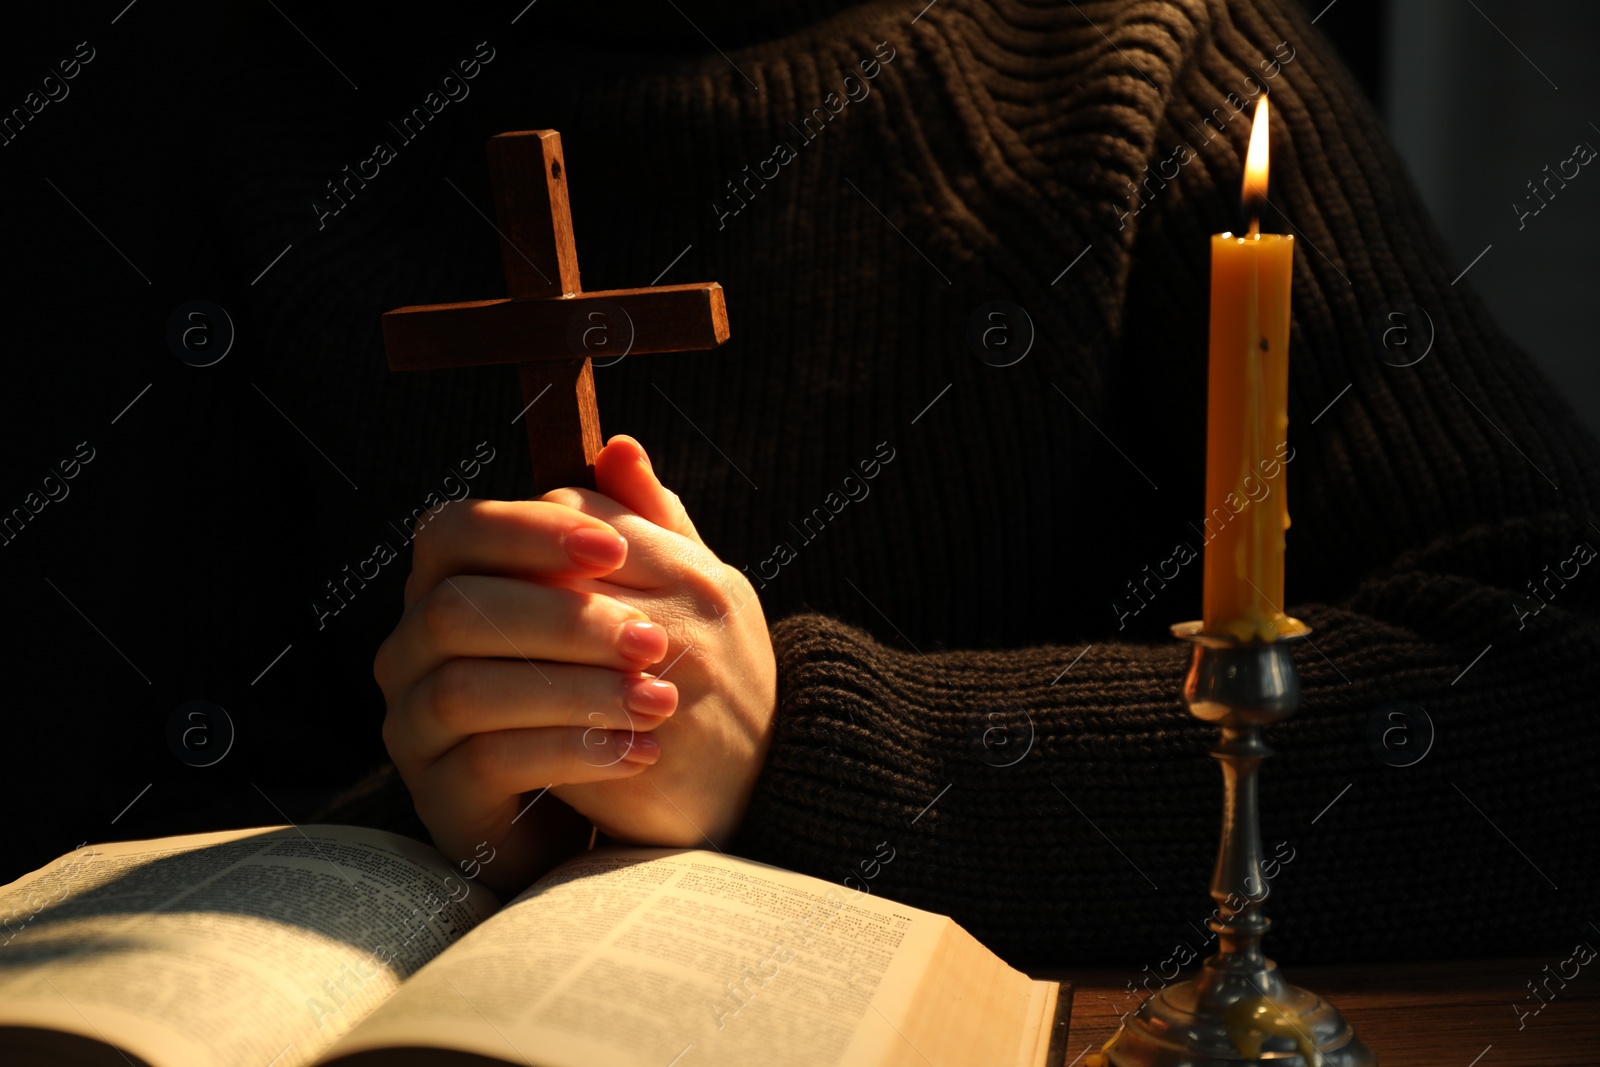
[{"left": 731, "top": 0, "right": 1600, "bottom": 968}]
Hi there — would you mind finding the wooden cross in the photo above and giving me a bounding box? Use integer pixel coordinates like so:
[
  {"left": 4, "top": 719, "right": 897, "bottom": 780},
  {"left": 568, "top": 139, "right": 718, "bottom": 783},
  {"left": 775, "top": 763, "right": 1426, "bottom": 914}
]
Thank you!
[{"left": 381, "top": 130, "right": 730, "bottom": 493}]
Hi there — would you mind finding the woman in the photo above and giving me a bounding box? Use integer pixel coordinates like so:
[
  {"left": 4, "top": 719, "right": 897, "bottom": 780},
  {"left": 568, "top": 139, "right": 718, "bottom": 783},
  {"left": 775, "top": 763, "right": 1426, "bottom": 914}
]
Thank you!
[{"left": 261, "top": 0, "right": 1599, "bottom": 966}]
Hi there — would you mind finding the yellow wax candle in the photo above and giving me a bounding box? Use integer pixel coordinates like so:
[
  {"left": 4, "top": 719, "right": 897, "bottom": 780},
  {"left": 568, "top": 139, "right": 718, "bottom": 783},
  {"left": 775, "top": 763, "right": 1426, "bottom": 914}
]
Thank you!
[{"left": 1200, "top": 97, "right": 1305, "bottom": 643}]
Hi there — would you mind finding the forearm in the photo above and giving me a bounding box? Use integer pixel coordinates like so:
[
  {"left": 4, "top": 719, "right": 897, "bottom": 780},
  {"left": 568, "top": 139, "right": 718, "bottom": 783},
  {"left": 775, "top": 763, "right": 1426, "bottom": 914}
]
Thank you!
[{"left": 737, "top": 580, "right": 1600, "bottom": 968}]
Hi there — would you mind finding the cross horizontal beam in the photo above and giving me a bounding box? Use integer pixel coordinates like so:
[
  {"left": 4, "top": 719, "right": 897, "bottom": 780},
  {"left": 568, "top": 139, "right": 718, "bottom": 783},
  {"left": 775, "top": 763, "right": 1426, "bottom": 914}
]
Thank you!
[{"left": 382, "top": 282, "right": 729, "bottom": 372}]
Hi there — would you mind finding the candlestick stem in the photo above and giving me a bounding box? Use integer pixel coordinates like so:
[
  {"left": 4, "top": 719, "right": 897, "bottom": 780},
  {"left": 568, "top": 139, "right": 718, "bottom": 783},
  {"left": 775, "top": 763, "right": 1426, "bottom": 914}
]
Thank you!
[
  {"left": 1200, "top": 724, "right": 1276, "bottom": 998},
  {"left": 1092, "top": 621, "right": 1375, "bottom": 1067}
]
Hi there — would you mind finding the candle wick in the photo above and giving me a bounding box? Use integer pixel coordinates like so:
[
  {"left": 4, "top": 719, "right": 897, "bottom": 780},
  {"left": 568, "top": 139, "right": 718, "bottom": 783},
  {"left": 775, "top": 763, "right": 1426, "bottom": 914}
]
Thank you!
[{"left": 1247, "top": 214, "right": 1261, "bottom": 239}]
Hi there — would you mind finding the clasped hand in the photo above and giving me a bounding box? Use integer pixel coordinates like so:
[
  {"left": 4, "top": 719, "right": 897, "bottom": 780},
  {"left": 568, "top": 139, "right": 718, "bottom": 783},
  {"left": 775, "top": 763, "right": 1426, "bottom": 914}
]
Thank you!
[{"left": 374, "top": 436, "right": 776, "bottom": 896}]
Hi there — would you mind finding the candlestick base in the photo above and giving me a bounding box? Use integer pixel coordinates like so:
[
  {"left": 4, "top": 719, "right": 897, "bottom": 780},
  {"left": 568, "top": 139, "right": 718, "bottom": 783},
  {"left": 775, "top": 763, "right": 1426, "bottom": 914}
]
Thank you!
[
  {"left": 1090, "top": 622, "right": 1374, "bottom": 1067},
  {"left": 1092, "top": 970, "right": 1372, "bottom": 1066}
]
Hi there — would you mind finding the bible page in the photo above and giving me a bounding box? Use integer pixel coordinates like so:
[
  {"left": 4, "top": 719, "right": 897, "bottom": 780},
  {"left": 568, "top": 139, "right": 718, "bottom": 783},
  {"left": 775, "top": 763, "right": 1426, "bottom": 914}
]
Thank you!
[
  {"left": 321, "top": 847, "right": 961, "bottom": 1067},
  {"left": 0, "top": 825, "right": 497, "bottom": 1067}
]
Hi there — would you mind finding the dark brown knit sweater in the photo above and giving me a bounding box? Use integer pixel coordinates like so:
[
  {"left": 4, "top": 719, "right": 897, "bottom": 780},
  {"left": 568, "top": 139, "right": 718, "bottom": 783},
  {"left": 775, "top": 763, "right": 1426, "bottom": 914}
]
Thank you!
[{"left": 217, "top": 0, "right": 1600, "bottom": 968}]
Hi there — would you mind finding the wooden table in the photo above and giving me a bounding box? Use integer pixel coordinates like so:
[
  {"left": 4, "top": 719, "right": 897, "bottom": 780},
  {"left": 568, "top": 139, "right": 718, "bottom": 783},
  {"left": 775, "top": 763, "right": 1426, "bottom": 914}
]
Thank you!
[{"left": 1055, "top": 958, "right": 1599, "bottom": 1065}]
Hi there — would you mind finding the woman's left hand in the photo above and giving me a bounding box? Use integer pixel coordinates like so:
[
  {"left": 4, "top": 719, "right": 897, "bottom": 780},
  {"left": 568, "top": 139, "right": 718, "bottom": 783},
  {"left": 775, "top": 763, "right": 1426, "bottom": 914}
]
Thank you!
[{"left": 542, "top": 435, "right": 777, "bottom": 849}]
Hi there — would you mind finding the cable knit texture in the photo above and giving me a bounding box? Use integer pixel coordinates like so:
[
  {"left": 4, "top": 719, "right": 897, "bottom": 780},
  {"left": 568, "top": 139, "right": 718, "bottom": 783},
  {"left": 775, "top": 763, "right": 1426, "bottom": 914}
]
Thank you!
[{"left": 220, "top": 0, "right": 1600, "bottom": 967}]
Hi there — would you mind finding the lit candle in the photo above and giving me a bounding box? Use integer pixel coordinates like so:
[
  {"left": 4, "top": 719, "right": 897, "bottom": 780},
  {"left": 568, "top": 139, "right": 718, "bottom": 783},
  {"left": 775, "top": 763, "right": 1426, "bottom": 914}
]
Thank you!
[{"left": 1200, "top": 97, "right": 1305, "bottom": 643}]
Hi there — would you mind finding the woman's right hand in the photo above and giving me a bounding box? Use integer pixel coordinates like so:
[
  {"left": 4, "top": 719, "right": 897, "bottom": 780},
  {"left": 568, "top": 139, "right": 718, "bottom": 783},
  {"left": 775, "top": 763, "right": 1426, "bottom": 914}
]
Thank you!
[{"left": 372, "top": 498, "right": 674, "bottom": 897}]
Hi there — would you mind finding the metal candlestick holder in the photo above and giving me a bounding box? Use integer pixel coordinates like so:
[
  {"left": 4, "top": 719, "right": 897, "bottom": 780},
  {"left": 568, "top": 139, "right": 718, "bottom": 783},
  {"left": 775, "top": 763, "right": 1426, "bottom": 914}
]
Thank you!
[{"left": 1095, "top": 621, "right": 1375, "bottom": 1067}]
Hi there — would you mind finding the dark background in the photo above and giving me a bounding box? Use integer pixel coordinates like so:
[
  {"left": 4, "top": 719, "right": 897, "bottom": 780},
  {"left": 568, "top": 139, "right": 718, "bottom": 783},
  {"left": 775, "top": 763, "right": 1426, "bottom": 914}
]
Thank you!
[{"left": 1, "top": 0, "right": 1594, "bottom": 884}]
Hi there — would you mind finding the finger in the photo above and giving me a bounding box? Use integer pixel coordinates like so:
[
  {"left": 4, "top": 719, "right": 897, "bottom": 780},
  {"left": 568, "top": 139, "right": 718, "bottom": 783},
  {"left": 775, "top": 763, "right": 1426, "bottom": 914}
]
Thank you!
[
  {"left": 433, "top": 726, "right": 661, "bottom": 802},
  {"left": 404, "top": 499, "right": 629, "bottom": 610},
  {"left": 593, "top": 435, "right": 703, "bottom": 545},
  {"left": 405, "top": 726, "right": 659, "bottom": 857},
  {"left": 535, "top": 486, "right": 707, "bottom": 592},
  {"left": 391, "top": 659, "right": 678, "bottom": 765},
  {"left": 377, "top": 575, "right": 670, "bottom": 695}
]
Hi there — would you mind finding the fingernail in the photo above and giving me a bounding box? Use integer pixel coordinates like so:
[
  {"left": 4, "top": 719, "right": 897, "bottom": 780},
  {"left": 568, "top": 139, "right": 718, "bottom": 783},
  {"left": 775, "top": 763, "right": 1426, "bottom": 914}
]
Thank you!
[
  {"left": 564, "top": 527, "right": 627, "bottom": 569},
  {"left": 618, "top": 620, "right": 669, "bottom": 663},
  {"left": 619, "top": 734, "right": 660, "bottom": 765},
  {"left": 624, "top": 678, "right": 677, "bottom": 717}
]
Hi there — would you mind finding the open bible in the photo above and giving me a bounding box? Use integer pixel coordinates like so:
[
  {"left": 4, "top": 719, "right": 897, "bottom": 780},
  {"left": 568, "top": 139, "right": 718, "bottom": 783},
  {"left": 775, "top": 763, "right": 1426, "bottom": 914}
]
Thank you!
[{"left": 0, "top": 825, "right": 1070, "bottom": 1067}]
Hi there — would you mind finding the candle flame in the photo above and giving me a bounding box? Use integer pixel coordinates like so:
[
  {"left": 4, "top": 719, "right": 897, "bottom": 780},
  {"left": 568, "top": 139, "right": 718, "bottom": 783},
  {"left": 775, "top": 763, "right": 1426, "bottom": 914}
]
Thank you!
[{"left": 1242, "top": 96, "right": 1271, "bottom": 221}]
